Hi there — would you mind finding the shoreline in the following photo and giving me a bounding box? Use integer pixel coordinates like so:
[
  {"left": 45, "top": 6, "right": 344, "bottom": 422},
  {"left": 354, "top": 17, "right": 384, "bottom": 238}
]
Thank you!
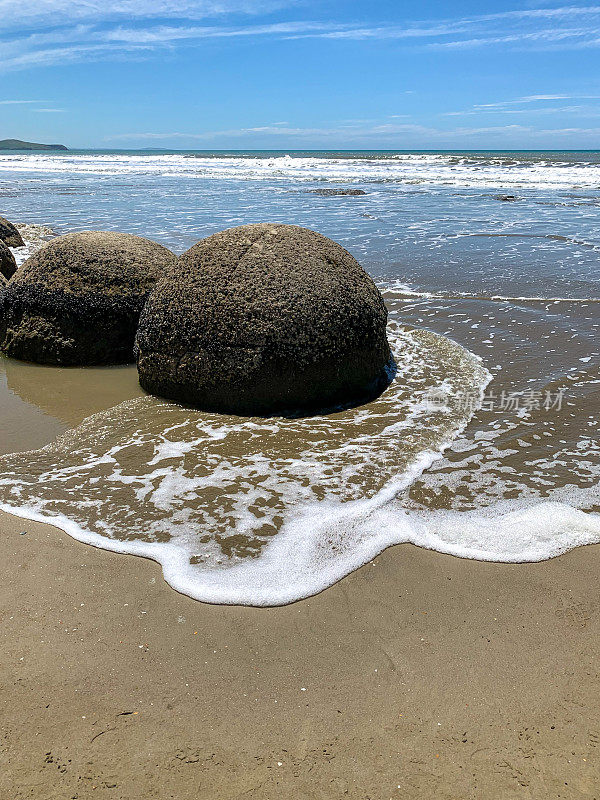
[
  {"left": 1, "top": 226, "right": 598, "bottom": 607},
  {"left": 0, "top": 169, "right": 598, "bottom": 795},
  {"left": 2, "top": 506, "right": 600, "bottom": 798}
]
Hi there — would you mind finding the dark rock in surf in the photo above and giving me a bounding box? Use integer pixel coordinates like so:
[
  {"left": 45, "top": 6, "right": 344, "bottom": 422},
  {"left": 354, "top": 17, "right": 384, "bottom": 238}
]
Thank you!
[
  {"left": 0, "top": 231, "right": 177, "bottom": 365},
  {"left": 309, "top": 188, "right": 367, "bottom": 197},
  {"left": 495, "top": 195, "right": 518, "bottom": 202},
  {"left": 0, "top": 216, "right": 24, "bottom": 248},
  {"left": 0, "top": 240, "right": 17, "bottom": 281},
  {"left": 136, "top": 223, "right": 391, "bottom": 415}
]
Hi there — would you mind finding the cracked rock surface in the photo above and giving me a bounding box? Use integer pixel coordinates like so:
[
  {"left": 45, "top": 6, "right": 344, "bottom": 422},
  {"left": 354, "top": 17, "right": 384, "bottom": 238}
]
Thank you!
[{"left": 136, "top": 223, "right": 391, "bottom": 415}]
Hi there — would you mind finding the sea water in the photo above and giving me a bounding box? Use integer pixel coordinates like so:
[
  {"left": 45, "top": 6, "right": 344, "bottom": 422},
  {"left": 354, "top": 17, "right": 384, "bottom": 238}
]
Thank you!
[{"left": 0, "top": 150, "right": 598, "bottom": 605}]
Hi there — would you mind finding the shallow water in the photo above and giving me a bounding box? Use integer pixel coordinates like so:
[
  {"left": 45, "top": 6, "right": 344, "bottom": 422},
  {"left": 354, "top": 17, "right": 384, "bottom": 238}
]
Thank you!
[{"left": 0, "top": 150, "right": 598, "bottom": 605}]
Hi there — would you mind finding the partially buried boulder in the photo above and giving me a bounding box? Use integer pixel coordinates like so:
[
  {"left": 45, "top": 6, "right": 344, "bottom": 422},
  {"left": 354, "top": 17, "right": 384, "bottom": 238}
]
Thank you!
[
  {"left": 0, "top": 231, "right": 176, "bottom": 365},
  {"left": 136, "top": 223, "right": 392, "bottom": 415},
  {"left": 0, "top": 216, "right": 24, "bottom": 248},
  {"left": 0, "top": 239, "right": 17, "bottom": 281}
]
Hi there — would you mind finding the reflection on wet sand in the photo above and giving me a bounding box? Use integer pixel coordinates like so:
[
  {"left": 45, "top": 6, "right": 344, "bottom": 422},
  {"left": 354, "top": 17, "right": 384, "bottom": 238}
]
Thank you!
[{"left": 0, "top": 355, "right": 143, "bottom": 453}]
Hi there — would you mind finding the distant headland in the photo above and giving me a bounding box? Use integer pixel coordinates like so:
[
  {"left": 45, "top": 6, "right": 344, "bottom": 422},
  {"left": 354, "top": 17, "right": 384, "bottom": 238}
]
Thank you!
[{"left": 0, "top": 139, "right": 68, "bottom": 151}]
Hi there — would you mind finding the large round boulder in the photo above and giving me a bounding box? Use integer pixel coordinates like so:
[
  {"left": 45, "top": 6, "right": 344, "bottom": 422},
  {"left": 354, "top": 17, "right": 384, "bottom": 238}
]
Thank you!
[
  {"left": 0, "top": 274, "right": 7, "bottom": 325},
  {"left": 136, "top": 223, "right": 391, "bottom": 415},
  {"left": 0, "top": 231, "right": 177, "bottom": 365},
  {"left": 0, "top": 216, "right": 24, "bottom": 248},
  {"left": 0, "top": 240, "right": 17, "bottom": 281}
]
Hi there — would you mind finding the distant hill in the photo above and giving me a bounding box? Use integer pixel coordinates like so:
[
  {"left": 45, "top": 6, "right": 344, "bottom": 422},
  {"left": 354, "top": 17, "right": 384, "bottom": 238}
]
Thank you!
[{"left": 0, "top": 139, "right": 68, "bottom": 151}]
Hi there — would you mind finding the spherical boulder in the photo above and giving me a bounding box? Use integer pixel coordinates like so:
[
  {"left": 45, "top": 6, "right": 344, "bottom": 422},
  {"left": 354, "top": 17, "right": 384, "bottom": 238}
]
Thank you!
[
  {"left": 0, "top": 240, "right": 17, "bottom": 281},
  {"left": 0, "top": 274, "right": 7, "bottom": 324},
  {"left": 0, "top": 216, "right": 24, "bottom": 248},
  {"left": 0, "top": 231, "right": 177, "bottom": 365},
  {"left": 136, "top": 223, "right": 391, "bottom": 415}
]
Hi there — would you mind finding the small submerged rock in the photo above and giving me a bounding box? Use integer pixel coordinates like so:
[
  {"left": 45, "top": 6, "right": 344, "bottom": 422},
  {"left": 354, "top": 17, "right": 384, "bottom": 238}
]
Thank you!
[
  {"left": 0, "top": 215, "right": 25, "bottom": 248},
  {"left": 494, "top": 194, "right": 518, "bottom": 202},
  {"left": 136, "top": 223, "right": 391, "bottom": 415},
  {"left": 0, "top": 231, "right": 177, "bottom": 366},
  {"left": 309, "top": 188, "right": 367, "bottom": 197},
  {"left": 0, "top": 240, "right": 17, "bottom": 281}
]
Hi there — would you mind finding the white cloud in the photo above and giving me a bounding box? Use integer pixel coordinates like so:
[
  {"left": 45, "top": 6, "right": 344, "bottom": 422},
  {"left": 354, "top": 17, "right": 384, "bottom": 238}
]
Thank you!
[
  {"left": 2, "top": 4, "right": 600, "bottom": 74},
  {"left": 0, "top": 44, "right": 156, "bottom": 72},
  {"left": 429, "top": 28, "right": 600, "bottom": 50},
  {"left": 103, "top": 20, "right": 334, "bottom": 43},
  {"left": 481, "top": 5, "right": 600, "bottom": 20},
  {"left": 300, "top": 23, "right": 473, "bottom": 41},
  {"left": 0, "top": 0, "right": 297, "bottom": 29},
  {"left": 444, "top": 93, "right": 600, "bottom": 116},
  {"left": 104, "top": 119, "right": 600, "bottom": 146},
  {"left": 287, "top": 5, "right": 600, "bottom": 43},
  {"left": 475, "top": 94, "right": 583, "bottom": 108},
  {"left": 106, "top": 123, "right": 438, "bottom": 141},
  {"left": 0, "top": 20, "right": 346, "bottom": 71}
]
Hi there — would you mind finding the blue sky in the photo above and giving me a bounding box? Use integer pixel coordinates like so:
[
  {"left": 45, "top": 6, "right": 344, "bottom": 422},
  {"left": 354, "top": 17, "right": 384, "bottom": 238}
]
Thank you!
[{"left": 0, "top": 0, "right": 599, "bottom": 149}]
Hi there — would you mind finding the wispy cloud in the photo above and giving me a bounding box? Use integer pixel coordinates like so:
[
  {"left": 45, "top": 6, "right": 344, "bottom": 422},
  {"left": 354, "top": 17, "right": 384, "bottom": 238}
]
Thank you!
[
  {"left": 0, "top": 44, "right": 156, "bottom": 72},
  {"left": 103, "top": 21, "right": 335, "bottom": 43},
  {"left": 445, "top": 93, "right": 600, "bottom": 116},
  {"left": 105, "top": 119, "right": 600, "bottom": 146},
  {"left": 0, "top": 1, "right": 297, "bottom": 30},
  {"left": 106, "top": 122, "right": 435, "bottom": 142},
  {"left": 474, "top": 94, "right": 598, "bottom": 109},
  {"left": 288, "top": 5, "right": 600, "bottom": 46},
  {"left": 429, "top": 27, "right": 600, "bottom": 50},
  {"left": 0, "top": 98, "right": 48, "bottom": 104},
  {"left": 2, "top": 4, "right": 600, "bottom": 74},
  {"left": 0, "top": 20, "right": 340, "bottom": 72}
]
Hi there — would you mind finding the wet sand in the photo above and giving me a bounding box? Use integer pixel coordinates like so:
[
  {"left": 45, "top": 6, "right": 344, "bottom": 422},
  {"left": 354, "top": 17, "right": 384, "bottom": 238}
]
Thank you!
[
  {"left": 1, "top": 209, "right": 598, "bottom": 795},
  {"left": 2, "top": 508, "right": 599, "bottom": 799},
  {"left": 0, "top": 359, "right": 143, "bottom": 455}
]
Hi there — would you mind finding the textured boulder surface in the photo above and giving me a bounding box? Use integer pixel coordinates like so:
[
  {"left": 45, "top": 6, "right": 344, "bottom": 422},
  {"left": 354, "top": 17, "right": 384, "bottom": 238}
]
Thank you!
[
  {"left": 0, "top": 216, "right": 24, "bottom": 248},
  {"left": 0, "top": 231, "right": 176, "bottom": 365},
  {"left": 136, "top": 223, "right": 391, "bottom": 415},
  {"left": 0, "top": 240, "right": 17, "bottom": 281},
  {"left": 0, "top": 274, "right": 7, "bottom": 326}
]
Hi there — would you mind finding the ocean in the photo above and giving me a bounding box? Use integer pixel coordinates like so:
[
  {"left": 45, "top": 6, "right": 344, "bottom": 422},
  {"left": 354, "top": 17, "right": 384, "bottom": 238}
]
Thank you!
[{"left": 0, "top": 149, "right": 598, "bottom": 605}]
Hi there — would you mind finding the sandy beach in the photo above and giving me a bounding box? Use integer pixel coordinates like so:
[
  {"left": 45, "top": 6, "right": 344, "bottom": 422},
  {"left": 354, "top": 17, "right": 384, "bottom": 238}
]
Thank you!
[
  {"left": 0, "top": 149, "right": 598, "bottom": 798},
  {"left": 2, "top": 0, "right": 600, "bottom": 790},
  {"left": 2, "top": 508, "right": 599, "bottom": 799}
]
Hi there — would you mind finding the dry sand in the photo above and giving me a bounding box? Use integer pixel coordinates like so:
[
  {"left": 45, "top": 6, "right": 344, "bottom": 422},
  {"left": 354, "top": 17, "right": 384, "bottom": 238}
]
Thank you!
[{"left": 1, "top": 509, "right": 599, "bottom": 799}]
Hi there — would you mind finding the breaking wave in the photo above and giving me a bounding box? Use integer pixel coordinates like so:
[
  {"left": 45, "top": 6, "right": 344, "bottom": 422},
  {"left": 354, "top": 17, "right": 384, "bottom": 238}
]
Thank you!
[{"left": 0, "top": 151, "right": 599, "bottom": 190}]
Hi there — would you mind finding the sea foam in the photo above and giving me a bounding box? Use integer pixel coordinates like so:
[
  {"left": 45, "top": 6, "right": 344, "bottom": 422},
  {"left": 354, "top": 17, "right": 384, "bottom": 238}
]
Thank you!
[
  {"left": 10, "top": 223, "right": 54, "bottom": 266},
  {"left": 0, "top": 323, "right": 598, "bottom": 606},
  {"left": 0, "top": 152, "right": 598, "bottom": 191},
  {"left": 2, "top": 466, "right": 598, "bottom": 607}
]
